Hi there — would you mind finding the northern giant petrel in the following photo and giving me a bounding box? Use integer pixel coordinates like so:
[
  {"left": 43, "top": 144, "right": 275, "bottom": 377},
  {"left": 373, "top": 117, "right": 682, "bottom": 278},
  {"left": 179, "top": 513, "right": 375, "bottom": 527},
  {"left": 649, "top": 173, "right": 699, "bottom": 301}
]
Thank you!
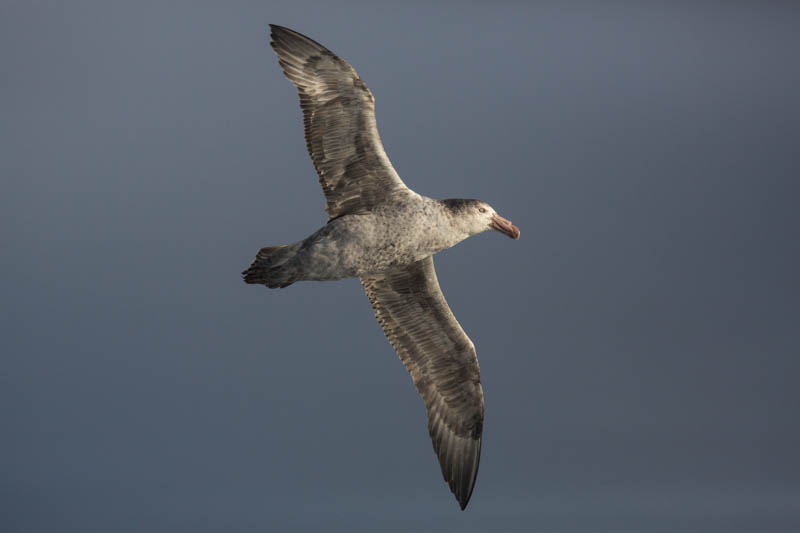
[{"left": 243, "top": 25, "right": 520, "bottom": 510}]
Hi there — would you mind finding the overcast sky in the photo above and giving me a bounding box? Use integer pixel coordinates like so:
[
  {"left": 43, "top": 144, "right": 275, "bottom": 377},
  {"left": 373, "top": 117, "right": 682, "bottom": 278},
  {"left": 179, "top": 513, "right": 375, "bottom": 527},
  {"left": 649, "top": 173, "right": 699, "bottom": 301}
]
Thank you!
[{"left": 2, "top": 1, "right": 799, "bottom": 532}]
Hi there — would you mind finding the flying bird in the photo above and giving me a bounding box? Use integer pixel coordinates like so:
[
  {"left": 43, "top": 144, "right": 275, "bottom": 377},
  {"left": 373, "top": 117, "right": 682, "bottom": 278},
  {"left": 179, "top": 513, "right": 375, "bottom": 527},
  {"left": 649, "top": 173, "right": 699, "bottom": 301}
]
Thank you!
[{"left": 243, "top": 25, "right": 520, "bottom": 510}]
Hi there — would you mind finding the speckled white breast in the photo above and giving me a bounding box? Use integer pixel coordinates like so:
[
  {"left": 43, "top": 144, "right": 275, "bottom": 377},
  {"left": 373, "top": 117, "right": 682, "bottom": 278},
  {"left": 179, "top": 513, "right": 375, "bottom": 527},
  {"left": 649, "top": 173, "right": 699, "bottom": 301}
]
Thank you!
[{"left": 294, "top": 194, "right": 466, "bottom": 281}]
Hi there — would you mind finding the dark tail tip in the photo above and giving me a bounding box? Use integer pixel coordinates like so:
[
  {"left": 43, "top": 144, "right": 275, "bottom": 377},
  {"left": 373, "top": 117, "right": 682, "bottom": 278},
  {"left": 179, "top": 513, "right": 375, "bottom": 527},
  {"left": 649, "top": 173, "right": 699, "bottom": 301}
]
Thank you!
[{"left": 242, "top": 245, "right": 297, "bottom": 289}]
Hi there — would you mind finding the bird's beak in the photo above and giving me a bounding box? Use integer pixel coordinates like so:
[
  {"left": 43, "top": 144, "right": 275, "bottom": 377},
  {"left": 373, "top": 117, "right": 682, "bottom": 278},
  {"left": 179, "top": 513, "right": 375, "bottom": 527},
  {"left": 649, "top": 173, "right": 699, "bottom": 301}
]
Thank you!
[{"left": 490, "top": 214, "right": 520, "bottom": 239}]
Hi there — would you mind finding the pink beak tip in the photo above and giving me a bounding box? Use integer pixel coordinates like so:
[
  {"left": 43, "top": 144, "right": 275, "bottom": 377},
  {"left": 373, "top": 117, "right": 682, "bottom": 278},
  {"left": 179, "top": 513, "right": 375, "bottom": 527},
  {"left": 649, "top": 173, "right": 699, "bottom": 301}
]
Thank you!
[{"left": 491, "top": 214, "right": 521, "bottom": 240}]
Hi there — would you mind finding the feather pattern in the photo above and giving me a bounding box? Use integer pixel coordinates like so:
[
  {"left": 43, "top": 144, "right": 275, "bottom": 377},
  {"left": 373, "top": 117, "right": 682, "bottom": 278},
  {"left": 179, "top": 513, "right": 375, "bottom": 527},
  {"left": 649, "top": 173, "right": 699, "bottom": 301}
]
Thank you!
[
  {"left": 361, "top": 256, "right": 484, "bottom": 510},
  {"left": 269, "top": 25, "right": 408, "bottom": 219}
]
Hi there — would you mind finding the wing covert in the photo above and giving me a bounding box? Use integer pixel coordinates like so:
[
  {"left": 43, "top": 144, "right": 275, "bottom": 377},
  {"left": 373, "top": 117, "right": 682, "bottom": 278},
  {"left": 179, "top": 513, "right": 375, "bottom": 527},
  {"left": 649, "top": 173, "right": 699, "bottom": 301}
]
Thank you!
[
  {"left": 361, "top": 256, "right": 484, "bottom": 510},
  {"left": 269, "top": 25, "right": 408, "bottom": 219}
]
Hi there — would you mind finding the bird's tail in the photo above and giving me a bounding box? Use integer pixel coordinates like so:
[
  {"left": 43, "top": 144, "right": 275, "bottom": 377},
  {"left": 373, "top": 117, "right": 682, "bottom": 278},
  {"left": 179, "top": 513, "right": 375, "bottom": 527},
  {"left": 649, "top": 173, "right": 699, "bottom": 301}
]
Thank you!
[{"left": 241, "top": 244, "right": 300, "bottom": 288}]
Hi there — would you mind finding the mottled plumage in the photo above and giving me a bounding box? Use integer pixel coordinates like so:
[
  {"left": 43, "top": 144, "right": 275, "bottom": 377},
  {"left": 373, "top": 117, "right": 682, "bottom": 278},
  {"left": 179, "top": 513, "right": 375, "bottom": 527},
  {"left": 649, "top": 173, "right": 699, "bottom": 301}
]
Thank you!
[
  {"left": 269, "top": 25, "right": 407, "bottom": 220},
  {"left": 362, "top": 256, "right": 483, "bottom": 508},
  {"left": 242, "top": 25, "right": 519, "bottom": 510}
]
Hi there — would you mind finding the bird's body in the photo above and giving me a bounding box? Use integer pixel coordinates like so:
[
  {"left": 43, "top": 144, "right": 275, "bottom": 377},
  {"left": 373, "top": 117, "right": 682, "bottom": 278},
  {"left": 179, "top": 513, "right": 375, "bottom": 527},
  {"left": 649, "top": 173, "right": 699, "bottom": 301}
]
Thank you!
[
  {"left": 251, "top": 193, "right": 478, "bottom": 284},
  {"left": 243, "top": 25, "right": 519, "bottom": 509}
]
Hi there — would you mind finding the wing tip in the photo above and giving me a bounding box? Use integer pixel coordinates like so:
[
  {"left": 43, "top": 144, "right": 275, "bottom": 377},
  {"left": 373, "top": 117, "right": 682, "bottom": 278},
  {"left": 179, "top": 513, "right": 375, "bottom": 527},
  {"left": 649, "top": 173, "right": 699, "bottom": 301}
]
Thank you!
[
  {"left": 433, "top": 427, "right": 482, "bottom": 510},
  {"left": 268, "top": 23, "right": 292, "bottom": 38},
  {"left": 455, "top": 436, "right": 481, "bottom": 510},
  {"left": 267, "top": 24, "right": 329, "bottom": 55}
]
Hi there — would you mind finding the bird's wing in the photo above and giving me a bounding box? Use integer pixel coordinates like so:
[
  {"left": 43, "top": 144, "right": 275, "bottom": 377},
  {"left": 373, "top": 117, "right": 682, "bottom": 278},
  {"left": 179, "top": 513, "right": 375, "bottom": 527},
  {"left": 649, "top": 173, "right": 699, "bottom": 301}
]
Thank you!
[
  {"left": 361, "top": 256, "right": 484, "bottom": 510},
  {"left": 269, "top": 25, "right": 409, "bottom": 220}
]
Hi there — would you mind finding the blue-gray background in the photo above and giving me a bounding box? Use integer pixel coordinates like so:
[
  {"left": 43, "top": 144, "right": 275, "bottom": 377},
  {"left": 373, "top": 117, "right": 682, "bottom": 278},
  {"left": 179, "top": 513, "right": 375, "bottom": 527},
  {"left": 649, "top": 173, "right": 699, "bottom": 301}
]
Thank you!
[{"left": 2, "top": 1, "right": 799, "bottom": 531}]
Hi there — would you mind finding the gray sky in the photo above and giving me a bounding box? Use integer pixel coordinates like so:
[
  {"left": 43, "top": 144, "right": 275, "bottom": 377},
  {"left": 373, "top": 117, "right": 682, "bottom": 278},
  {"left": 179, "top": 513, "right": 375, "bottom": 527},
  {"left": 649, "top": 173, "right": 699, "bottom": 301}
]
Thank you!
[{"left": 2, "top": 1, "right": 799, "bottom": 531}]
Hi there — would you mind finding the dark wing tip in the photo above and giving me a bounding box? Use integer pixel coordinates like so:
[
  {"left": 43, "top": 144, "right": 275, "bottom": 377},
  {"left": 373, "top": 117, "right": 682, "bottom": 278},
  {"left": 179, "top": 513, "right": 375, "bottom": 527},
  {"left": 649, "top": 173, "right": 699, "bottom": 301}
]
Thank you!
[
  {"left": 431, "top": 421, "right": 482, "bottom": 510},
  {"left": 456, "top": 437, "right": 481, "bottom": 510},
  {"left": 268, "top": 24, "right": 331, "bottom": 55},
  {"left": 268, "top": 23, "right": 295, "bottom": 38}
]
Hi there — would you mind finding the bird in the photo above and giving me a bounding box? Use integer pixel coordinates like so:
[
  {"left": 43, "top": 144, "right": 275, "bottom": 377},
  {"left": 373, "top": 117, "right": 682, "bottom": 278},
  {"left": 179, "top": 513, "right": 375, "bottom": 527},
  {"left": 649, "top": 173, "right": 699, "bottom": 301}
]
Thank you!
[{"left": 242, "top": 25, "right": 520, "bottom": 510}]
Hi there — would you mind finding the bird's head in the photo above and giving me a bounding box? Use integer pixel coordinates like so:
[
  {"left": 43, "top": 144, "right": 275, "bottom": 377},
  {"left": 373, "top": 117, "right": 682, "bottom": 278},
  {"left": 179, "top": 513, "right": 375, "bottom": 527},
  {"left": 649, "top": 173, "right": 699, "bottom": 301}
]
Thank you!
[{"left": 442, "top": 199, "right": 520, "bottom": 240}]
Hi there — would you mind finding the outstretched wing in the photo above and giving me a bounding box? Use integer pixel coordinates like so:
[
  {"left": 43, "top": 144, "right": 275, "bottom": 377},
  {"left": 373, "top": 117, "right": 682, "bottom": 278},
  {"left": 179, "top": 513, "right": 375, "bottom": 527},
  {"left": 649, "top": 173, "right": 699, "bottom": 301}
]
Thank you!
[
  {"left": 269, "top": 25, "right": 409, "bottom": 220},
  {"left": 361, "top": 256, "right": 484, "bottom": 510}
]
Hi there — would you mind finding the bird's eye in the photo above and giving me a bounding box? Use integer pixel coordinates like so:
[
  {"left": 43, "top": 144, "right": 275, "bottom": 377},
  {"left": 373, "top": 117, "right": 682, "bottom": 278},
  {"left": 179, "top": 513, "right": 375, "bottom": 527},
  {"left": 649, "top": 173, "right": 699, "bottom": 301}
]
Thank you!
[{"left": 478, "top": 207, "right": 486, "bottom": 213}]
